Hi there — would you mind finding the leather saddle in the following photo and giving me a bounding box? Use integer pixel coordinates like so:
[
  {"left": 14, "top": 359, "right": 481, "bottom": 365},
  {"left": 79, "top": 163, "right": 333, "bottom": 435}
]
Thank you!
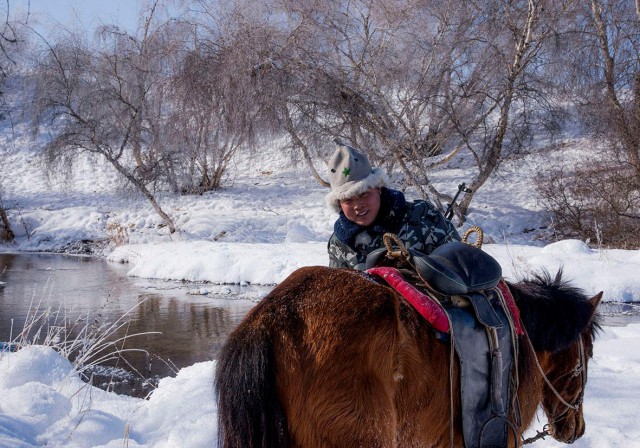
[
  {"left": 366, "top": 239, "right": 514, "bottom": 448},
  {"left": 366, "top": 240, "right": 502, "bottom": 296}
]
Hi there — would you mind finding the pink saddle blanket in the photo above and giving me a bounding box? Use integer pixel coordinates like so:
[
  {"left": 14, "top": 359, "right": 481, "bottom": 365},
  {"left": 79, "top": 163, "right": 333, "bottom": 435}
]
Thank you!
[{"left": 366, "top": 266, "right": 523, "bottom": 335}]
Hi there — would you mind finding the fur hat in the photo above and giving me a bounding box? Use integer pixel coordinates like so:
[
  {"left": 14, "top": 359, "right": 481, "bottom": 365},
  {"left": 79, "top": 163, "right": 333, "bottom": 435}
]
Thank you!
[{"left": 326, "top": 143, "right": 387, "bottom": 212}]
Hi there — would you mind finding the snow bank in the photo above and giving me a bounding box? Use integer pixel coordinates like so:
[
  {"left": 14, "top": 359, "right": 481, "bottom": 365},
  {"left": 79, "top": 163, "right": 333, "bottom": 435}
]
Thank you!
[
  {"left": 108, "top": 240, "right": 640, "bottom": 302},
  {"left": 0, "top": 346, "right": 217, "bottom": 448}
]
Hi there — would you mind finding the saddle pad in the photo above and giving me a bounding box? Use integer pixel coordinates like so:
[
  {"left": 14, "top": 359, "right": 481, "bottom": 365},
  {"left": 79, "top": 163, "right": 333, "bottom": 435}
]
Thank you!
[{"left": 366, "top": 267, "right": 450, "bottom": 333}]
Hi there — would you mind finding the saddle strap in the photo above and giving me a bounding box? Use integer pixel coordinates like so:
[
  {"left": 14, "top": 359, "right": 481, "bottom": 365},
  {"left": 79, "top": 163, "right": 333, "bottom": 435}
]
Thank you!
[{"left": 468, "top": 293, "right": 504, "bottom": 329}]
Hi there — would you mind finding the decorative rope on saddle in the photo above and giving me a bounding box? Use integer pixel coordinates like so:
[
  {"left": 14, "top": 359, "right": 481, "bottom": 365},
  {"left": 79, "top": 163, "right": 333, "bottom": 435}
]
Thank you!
[{"left": 462, "top": 225, "right": 484, "bottom": 248}]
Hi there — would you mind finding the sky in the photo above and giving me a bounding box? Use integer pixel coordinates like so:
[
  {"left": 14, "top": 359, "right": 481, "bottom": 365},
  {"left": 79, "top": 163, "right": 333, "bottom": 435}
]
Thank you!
[
  {"left": 12, "top": 0, "right": 182, "bottom": 38},
  {"left": 17, "top": 0, "right": 136, "bottom": 30}
]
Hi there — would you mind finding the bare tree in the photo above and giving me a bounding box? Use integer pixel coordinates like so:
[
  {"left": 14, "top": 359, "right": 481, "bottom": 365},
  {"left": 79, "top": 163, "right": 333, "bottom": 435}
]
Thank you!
[
  {"left": 0, "top": 0, "right": 20, "bottom": 242},
  {"left": 453, "top": 0, "right": 569, "bottom": 221},
  {"left": 190, "top": 1, "right": 331, "bottom": 187},
  {"left": 0, "top": 190, "right": 13, "bottom": 241},
  {"left": 168, "top": 32, "right": 260, "bottom": 194},
  {"left": 535, "top": 0, "right": 640, "bottom": 247},
  {"left": 230, "top": 0, "right": 568, "bottom": 224},
  {"left": 0, "top": 0, "right": 17, "bottom": 90},
  {"left": 30, "top": 11, "right": 180, "bottom": 233},
  {"left": 587, "top": 0, "right": 640, "bottom": 183}
]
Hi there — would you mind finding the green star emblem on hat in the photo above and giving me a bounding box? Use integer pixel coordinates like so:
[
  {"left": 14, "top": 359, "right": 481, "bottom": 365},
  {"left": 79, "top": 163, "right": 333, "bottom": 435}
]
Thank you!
[{"left": 342, "top": 167, "right": 351, "bottom": 177}]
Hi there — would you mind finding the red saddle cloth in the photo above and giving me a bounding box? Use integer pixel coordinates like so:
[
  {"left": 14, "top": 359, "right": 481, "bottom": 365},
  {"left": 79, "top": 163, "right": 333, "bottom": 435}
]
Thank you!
[{"left": 366, "top": 267, "right": 523, "bottom": 335}]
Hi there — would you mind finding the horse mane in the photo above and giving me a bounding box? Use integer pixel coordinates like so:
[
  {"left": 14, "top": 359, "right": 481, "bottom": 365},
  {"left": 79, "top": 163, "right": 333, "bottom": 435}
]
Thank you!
[{"left": 508, "top": 269, "right": 602, "bottom": 353}]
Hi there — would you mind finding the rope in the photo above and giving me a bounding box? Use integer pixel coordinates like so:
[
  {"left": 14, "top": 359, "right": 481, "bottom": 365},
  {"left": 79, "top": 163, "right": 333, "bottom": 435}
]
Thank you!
[
  {"left": 462, "top": 226, "right": 483, "bottom": 248},
  {"left": 522, "top": 425, "right": 553, "bottom": 445},
  {"left": 382, "top": 233, "right": 411, "bottom": 263}
]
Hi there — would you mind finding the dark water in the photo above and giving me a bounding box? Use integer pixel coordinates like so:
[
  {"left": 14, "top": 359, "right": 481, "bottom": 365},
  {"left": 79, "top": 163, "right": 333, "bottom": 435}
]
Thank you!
[
  {"left": 0, "top": 253, "right": 267, "bottom": 395},
  {"left": 599, "top": 301, "right": 640, "bottom": 326}
]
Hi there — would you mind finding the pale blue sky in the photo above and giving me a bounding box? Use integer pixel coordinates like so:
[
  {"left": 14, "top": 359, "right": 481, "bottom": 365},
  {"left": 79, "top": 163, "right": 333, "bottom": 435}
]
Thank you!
[{"left": 14, "top": 0, "right": 150, "bottom": 35}]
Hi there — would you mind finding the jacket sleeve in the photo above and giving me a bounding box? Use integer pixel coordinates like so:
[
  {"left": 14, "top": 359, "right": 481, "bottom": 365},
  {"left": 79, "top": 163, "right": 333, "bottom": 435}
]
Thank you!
[
  {"left": 327, "top": 234, "right": 350, "bottom": 268},
  {"left": 410, "top": 200, "right": 461, "bottom": 254}
]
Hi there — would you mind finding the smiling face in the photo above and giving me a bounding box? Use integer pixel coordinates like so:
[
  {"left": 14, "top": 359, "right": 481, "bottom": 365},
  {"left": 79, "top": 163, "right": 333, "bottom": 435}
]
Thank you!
[{"left": 339, "top": 188, "right": 382, "bottom": 227}]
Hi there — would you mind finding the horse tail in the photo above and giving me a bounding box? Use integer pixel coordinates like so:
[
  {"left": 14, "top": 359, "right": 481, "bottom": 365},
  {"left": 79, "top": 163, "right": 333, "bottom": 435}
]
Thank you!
[{"left": 215, "top": 319, "right": 289, "bottom": 448}]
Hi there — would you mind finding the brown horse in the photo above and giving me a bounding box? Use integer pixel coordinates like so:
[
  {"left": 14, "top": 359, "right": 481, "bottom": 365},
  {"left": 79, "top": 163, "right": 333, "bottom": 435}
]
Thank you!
[{"left": 215, "top": 266, "right": 602, "bottom": 448}]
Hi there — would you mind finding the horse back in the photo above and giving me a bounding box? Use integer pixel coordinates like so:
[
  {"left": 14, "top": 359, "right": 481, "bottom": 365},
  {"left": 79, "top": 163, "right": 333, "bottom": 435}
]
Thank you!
[
  {"left": 216, "top": 266, "right": 457, "bottom": 447},
  {"left": 265, "top": 266, "right": 405, "bottom": 447}
]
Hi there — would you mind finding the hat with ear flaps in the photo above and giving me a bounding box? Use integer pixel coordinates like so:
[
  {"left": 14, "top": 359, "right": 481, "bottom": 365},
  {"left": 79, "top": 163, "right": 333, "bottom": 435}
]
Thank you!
[{"left": 326, "top": 142, "right": 388, "bottom": 212}]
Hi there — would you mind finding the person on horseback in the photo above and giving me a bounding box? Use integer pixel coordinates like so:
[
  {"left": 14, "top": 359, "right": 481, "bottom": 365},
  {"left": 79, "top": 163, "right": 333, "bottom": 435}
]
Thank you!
[{"left": 326, "top": 142, "right": 461, "bottom": 270}]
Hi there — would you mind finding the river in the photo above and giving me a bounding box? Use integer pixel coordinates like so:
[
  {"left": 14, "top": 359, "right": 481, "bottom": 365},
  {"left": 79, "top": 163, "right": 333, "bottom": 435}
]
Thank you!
[
  {"left": 1, "top": 252, "right": 638, "bottom": 397},
  {"left": 0, "top": 252, "right": 269, "bottom": 396}
]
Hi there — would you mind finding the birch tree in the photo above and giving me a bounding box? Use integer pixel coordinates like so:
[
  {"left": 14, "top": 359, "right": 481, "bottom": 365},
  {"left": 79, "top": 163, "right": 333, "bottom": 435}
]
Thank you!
[
  {"left": 536, "top": 0, "right": 640, "bottom": 247},
  {"left": 31, "top": 15, "right": 180, "bottom": 233},
  {"left": 233, "top": 0, "right": 567, "bottom": 223}
]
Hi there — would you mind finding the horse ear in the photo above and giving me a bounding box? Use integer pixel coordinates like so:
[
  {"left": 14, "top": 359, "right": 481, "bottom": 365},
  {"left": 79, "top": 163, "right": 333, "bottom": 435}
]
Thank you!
[{"left": 589, "top": 291, "right": 603, "bottom": 310}]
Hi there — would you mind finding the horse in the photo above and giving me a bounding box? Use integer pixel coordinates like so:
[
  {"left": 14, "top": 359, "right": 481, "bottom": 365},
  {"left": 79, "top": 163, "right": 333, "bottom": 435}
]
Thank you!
[{"left": 215, "top": 265, "right": 602, "bottom": 448}]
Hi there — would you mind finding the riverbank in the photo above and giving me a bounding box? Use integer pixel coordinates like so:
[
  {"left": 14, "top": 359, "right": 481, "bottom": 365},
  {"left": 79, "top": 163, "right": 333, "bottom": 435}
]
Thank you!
[{"left": 105, "top": 238, "right": 640, "bottom": 302}]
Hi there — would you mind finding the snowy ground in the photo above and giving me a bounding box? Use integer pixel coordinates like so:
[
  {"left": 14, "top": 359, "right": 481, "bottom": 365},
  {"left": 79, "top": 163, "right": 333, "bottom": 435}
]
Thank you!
[
  {"left": 1, "top": 123, "right": 640, "bottom": 446},
  {"left": 0, "top": 322, "right": 638, "bottom": 448}
]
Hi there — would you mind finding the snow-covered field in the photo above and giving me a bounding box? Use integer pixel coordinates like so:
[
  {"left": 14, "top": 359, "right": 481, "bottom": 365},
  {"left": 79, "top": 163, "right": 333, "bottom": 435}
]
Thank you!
[{"left": 1, "top": 123, "right": 640, "bottom": 446}]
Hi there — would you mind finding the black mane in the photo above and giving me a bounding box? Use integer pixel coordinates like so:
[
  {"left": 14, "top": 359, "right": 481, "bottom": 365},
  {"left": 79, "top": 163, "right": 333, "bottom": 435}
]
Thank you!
[{"left": 508, "top": 270, "right": 601, "bottom": 353}]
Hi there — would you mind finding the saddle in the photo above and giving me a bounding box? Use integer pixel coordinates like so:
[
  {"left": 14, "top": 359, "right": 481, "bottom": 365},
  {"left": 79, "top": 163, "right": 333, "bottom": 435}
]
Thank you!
[{"left": 366, "top": 233, "right": 521, "bottom": 448}]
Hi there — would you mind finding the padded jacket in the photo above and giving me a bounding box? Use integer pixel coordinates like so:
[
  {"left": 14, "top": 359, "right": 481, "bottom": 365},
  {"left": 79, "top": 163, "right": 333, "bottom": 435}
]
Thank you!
[{"left": 327, "top": 188, "right": 461, "bottom": 270}]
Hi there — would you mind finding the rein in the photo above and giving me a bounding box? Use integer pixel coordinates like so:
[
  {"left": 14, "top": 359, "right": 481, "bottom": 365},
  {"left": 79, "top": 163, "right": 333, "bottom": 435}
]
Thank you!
[{"left": 522, "top": 333, "right": 587, "bottom": 445}]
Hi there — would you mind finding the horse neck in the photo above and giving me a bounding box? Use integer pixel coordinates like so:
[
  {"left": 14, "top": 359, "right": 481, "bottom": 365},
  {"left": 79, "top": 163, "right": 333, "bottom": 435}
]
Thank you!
[{"left": 515, "top": 332, "right": 546, "bottom": 431}]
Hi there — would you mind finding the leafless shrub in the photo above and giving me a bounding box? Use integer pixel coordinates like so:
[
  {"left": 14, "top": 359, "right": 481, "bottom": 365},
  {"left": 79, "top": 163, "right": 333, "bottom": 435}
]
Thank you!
[
  {"left": 7, "top": 281, "right": 160, "bottom": 381},
  {"left": 536, "top": 161, "right": 640, "bottom": 249},
  {"left": 106, "top": 221, "right": 129, "bottom": 246}
]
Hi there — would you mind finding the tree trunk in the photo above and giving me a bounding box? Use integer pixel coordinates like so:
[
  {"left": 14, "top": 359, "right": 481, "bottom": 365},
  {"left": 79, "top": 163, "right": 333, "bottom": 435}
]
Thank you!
[
  {"left": 0, "top": 195, "right": 14, "bottom": 242},
  {"left": 591, "top": 0, "right": 640, "bottom": 180},
  {"left": 281, "top": 105, "right": 330, "bottom": 188},
  {"left": 457, "top": 0, "right": 541, "bottom": 224},
  {"left": 108, "top": 156, "right": 177, "bottom": 234}
]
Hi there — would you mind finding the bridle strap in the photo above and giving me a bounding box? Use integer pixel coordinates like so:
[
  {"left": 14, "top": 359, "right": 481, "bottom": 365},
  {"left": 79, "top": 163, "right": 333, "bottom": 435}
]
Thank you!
[
  {"left": 524, "top": 330, "right": 584, "bottom": 411},
  {"left": 521, "top": 332, "right": 587, "bottom": 445}
]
